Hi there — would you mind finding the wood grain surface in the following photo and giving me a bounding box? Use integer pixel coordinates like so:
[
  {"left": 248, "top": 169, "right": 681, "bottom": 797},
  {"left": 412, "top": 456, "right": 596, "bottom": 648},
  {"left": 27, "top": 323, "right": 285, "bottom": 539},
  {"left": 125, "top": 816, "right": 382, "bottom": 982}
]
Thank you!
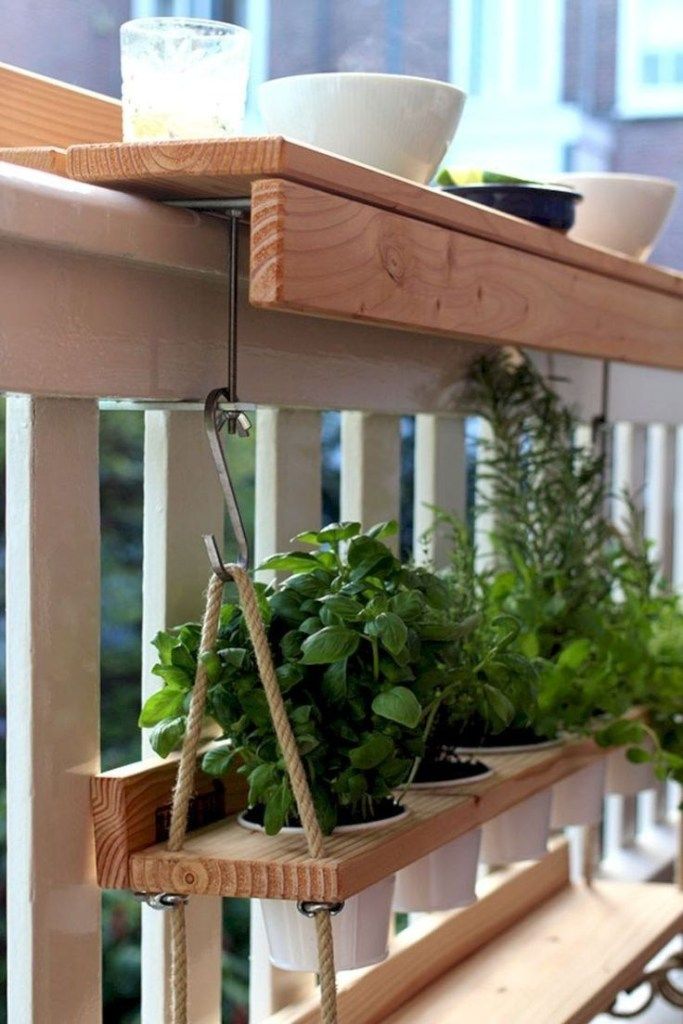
[
  {"left": 0, "top": 63, "right": 121, "bottom": 147},
  {"left": 0, "top": 147, "right": 67, "bottom": 175},
  {"left": 92, "top": 734, "right": 614, "bottom": 899},
  {"left": 249, "top": 179, "right": 683, "bottom": 368},
  {"left": 65, "top": 136, "right": 682, "bottom": 297}
]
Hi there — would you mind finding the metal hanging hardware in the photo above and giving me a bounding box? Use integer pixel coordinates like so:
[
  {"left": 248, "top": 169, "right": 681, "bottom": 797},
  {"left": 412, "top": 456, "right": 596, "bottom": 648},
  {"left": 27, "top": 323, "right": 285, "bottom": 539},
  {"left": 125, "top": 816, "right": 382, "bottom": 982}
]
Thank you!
[
  {"left": 202, "top": 204, "right": 252, "bottom": 581},
  {"left": 607, "top": 951, "right": 683, "bottom": 1016},
  {"left": 133, "top": 891, "right": 189, "bottom": 911},
  {"left": 297, "top": 900, "right": 345, "bottom": 919}
]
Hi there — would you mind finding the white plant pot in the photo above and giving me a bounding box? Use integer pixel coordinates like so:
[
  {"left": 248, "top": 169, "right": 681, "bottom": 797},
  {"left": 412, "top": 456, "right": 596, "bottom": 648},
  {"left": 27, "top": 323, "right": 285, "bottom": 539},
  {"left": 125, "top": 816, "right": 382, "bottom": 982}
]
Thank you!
[
  {"left": 258, "top": 874, "right": 396, "bottom": 972},
  {"left": 604, "top": 747, "right": 657, "bottom": 796},
  {"left": 550, "top": 761, "right": 607, "bottom": 827},
  {"left": 480, "top": 789, "right": 552, "bottom": 864},
  {"left": 239, "top": 809, "right": 406, "bottom": 972},
  {"left": 393, "top": 828, "right": 482, "bottom": 912}
]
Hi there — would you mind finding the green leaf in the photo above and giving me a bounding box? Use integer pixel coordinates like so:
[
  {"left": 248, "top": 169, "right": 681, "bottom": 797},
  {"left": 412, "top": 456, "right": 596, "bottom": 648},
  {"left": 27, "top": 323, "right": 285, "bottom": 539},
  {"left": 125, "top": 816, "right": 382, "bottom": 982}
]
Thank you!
[
  {"left": 220, "top": 647, "right": 249, "bottom": 669},
  {"left": 415, "top": 622, "right": 462, "bottom": 642},
  {"left": 319, "top": 594, "right": 363, "bottom": 620},
  {"left": 264, "top": 780, "right": 292, "bottom": 835},
  {"left": 170, "top": 643, "right": 196, "bottom": 672},
  {"left": 248, "top": 763, "right": 278, "bottom": 804},
  {"left": 375, "top": 612, "right": 408, "bottom": 656},
  {"left": 367, "top": 520, "right": 398, "bottom": 540},
  {"left": 281, "top": 630, "right": 305, "bottom": 660},
  {"left": 349, "top": 734, "right": 394, "bottom": 769},
  {"left": 347, "top": 536, "right": 396, "bottom": 581},
  {"left": 372, "top": 686, "right": 422, "bottom": 728},
  {"left": 276, "top": 662, "right": 303, "bottom": 692},
  {"left": 317, "top": 521, "right": 362, "bottom": 543},
  {"left": 300, "top": 616, "right": 323, "bottom": 635},
  {"left": 301, "top": 626, "right": 360, "bottom": 665},
  {"left": 200, "top": 650, "right": 222, "bottom": 684},
  {"left": 322, "top": 659, "right": 347, "bottom": 703},
  {"left": 389, "top": 590, "right": 425, "bottom": 621},
  {"left": 483, "top": 684, "right": 515, "bottom": 727},
  {"left": 152, "top": 631, "right": 177, "bottom": 666},
  {"left": 149, "top": 716, "right": 186, "bottom": 757},
  {"left": 139, "top": 687, "right": 186, "bottom": 727},
  {"left": 626, "top": 745, "right": 651, "bottom": 764},
  {"left": 151, "top": 665, "right": 193, "bottom": 690},
  {"left": 258, "top": 552, "right": 320, "bottom": 572},
  {"left": 202, "top": 745, "right": 238, "bottom": 777},
  {"left": 557, "top": 638, "right": 592, "bottom": 670}
]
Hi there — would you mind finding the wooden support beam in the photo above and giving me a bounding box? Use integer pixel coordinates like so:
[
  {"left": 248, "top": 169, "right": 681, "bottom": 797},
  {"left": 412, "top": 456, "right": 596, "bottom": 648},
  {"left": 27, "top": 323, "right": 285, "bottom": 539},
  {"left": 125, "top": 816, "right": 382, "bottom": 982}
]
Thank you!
[{"left": 249, "top": 180, "right": 682, "bottom": 367}]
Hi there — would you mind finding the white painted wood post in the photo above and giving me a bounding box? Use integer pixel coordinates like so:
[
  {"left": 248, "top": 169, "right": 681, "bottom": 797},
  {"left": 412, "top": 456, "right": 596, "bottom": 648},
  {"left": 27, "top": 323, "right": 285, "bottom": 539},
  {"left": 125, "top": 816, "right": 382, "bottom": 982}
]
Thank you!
[
  {"left": 413, "top": 414, "right": 467, "bottom": 568},
  {"left": 605, "top": 423, "right": 647, "bottom": 858},
  {"left": 251, "top": 407, "right": 322, "bottom": 1021},
  {"left": 141, "top": 410, "right": 225, "bottom": 1024},
  {"left": 6, "top": 397, "right": 102, "bottom": 1024},
  {"left": 340, "top": 412, "right": 402, "bottom": 550}
]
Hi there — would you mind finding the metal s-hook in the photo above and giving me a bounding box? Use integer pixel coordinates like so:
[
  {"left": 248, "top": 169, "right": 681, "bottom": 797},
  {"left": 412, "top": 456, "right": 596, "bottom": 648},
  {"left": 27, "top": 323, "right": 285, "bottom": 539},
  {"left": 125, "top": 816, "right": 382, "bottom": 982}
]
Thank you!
[{"left": 203, "top": 387, "right": 251, "bottom": 580}]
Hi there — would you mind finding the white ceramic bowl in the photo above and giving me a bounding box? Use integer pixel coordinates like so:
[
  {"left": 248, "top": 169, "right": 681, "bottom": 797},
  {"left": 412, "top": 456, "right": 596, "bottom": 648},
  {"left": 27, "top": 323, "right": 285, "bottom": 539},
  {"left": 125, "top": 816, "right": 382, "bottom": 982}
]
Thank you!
[
  {"left": 258, "top": 72, "right": 466, "bottom": 183},
  {"left": 553, "top": 172, "right": 678, "bottom": 261}
]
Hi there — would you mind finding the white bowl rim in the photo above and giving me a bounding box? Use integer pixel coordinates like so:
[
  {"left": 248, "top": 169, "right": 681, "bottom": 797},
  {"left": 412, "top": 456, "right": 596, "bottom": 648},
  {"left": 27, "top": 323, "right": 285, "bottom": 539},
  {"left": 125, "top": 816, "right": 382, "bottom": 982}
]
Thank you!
[
  {"left": 553, "top": 171, "right": 678, "bottom": 190},
  {"left": 259, "top": 71, "right": 467, "bottom": 96}
]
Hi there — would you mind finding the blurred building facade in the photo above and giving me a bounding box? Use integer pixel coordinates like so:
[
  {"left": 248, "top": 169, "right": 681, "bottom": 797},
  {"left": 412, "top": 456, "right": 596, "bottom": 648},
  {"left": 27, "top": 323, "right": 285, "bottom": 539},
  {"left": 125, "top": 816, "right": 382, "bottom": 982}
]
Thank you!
[{"left": 2, "top": 0, "right": 682, "bottom": 266}]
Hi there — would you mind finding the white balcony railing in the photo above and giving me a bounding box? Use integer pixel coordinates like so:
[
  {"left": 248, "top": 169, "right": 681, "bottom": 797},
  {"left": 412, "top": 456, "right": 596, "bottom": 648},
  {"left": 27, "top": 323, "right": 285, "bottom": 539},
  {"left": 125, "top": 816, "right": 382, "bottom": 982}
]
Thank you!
[{"left": 1, "top": 159, "right": 681, "bottom": 1024}]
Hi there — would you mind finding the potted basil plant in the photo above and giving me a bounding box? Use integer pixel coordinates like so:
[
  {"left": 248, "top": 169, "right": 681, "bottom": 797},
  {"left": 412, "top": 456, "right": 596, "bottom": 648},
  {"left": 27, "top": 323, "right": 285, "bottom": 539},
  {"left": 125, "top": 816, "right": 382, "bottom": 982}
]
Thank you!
[{"left": 140, "top": 521, "right": 461, "bottom": 970}]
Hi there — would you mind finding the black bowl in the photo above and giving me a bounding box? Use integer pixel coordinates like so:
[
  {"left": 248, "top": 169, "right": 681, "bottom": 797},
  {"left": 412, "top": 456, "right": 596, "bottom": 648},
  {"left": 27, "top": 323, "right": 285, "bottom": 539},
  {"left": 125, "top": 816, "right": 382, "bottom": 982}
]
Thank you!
[{"left": 440, "top": 183, "right": 582, "bottom": 231}]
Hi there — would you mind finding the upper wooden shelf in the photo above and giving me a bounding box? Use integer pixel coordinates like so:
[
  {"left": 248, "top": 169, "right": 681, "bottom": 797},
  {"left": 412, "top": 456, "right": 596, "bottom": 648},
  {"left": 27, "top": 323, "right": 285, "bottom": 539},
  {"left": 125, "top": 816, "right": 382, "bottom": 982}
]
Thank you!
[
  {"left": 95, "top": 732, "right": 613, "bottom": 902},
  {"left": 66, "top": 137, "right": 683, "bottom": 370}
]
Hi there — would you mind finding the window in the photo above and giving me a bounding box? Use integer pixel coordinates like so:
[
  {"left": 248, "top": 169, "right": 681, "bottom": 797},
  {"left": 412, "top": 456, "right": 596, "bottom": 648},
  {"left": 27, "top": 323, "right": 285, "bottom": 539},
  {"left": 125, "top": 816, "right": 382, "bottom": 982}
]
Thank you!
[
  {"left": 446, "top": 0, "right": 580, "bottom": 175},
  {"left": 617, "top": 0, "right": 683, "bottom": 116}
]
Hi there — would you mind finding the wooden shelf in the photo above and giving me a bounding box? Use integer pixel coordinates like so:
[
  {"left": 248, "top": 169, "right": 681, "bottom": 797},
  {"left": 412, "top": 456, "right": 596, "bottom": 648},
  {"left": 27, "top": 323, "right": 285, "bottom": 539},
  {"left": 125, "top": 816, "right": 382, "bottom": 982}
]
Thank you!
[
  {"left": 0, "top": 146, "right": 66, "bottom": 175},
  {"left": 94, "top": 733, "right": 614, "bottom": 901},
  {"left": 66, "top": 137, "right": 683, "bottom": 369},
  {"left": 264, "top": 845, "right": 683, "bottom": 1024}
]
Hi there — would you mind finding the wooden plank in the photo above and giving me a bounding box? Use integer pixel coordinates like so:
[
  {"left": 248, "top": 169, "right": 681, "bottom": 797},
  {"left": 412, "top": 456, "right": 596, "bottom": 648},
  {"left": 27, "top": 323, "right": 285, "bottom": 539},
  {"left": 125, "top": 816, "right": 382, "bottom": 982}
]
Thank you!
[
  {"left": 413, "top": 414, "right": 467, "bottom": 568},
  {"left": 0, "top": 146, "right": 66, "bottom": 174},
  {"left": 265, "top": 844, "right": 572, "bottom": 1024},
  {"left": 0, "top": 166, "right": 487, "bottom": 412},
  {"left": 249, "top": 179, "right": 683, "bottom": 368},
  {"left": 253, "top": 408, "right": 323, "bottom": 1020},
  {"left": 92, "top": 734, "right": 616, "bottom": 901},
  {"left": 340, "top": 412, "right": 402, "bottom": 551},
  {"left": 0, "top": 63, "right": 121, "bottom": 147},
  {"left": 139, "top": 409, "right": 230, "bottom": 1024},
  {"left": 381, "top": 880, "right": 683, "bottom": 1024},
  {"left": 6, "top": 397, "right": 101, "bottom": 1023},
  {"left": 65, "top": 136, "right": 682, "bottom": 297}
]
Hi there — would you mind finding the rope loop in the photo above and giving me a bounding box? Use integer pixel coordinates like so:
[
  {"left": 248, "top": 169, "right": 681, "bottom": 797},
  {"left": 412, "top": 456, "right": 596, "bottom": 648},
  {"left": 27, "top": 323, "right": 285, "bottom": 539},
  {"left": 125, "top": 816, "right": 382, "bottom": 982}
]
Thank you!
[{"left": 165, "top": 568, "right": 338, "bottom": 1024}]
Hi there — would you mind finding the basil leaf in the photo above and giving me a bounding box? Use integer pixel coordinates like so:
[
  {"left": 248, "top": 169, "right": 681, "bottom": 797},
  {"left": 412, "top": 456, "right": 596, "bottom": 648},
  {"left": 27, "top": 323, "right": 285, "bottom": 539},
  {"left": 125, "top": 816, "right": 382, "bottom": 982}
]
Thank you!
[
  {"left": 372, "top": 686, "right": 422, "bottom": 728},
  {"left": 149, "top": 716, "right": 186, "bottom": 757},
  {"left": 139, "top": 687, "right": 186, "bottom": 727},
  {"left": 349, "top": 734, "right": 394, "bottom": 769},
  {"left": 301, "top": 626, "right": 360, "bottom": 665},
  {"left": 202, "top": 745, "right": 238, "bottom": 777}
]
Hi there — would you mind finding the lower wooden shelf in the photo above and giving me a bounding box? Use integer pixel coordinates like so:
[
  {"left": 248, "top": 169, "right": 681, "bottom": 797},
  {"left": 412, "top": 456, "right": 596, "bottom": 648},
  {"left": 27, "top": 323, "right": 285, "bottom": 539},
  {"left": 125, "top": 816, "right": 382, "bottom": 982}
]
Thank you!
[
  {"left": 94, "top": 732, "right": 615, "bottom": 900},
  {"left": 265, "top": 844, "right": 683, "bottom": 1024}
]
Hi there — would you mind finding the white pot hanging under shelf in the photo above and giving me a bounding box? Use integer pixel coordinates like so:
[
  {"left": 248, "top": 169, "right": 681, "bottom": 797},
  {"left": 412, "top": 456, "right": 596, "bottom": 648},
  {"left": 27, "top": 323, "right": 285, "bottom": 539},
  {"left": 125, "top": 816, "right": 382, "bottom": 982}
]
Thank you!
[
  {"left": 480, "top": 788, "right": 552, "bottom": 864},
  {"left": 239, "top": 809, "right": 406, "bottom": 972},
  {"left": 551, "top": 760, "right": 607, "bottom": 827},
  {"left": 393, "top": 827, "right": 482, "bottom": 912},
  {"left": 604, "top": 746, "right": 657, "bottom": 796}
]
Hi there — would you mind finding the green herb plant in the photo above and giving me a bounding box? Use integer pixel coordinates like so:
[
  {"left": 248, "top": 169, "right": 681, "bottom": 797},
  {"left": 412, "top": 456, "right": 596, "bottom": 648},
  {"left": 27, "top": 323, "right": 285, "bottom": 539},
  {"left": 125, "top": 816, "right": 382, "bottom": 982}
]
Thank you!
[{"left": 139, "top": 521, "right": 465, "bottom": 835}]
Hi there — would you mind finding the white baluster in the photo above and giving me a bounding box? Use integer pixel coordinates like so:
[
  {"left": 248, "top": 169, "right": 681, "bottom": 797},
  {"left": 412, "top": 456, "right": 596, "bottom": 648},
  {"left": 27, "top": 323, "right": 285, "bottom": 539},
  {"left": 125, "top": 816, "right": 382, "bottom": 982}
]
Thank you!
[
  {"left": 250, "top": 406, "right": 322, "bottom": 1021},
  {"left": 341, "top": 412, "right": 401, "bottom": 548},
  {"left": 6, "top": 397, "right": 101, "bottom": 1024},
  {"left": 413, "top": 414, "right": 467, "bottom": 568},
  {"left": 141, "top": 410, "right": 225, "bottom": 1024}
]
